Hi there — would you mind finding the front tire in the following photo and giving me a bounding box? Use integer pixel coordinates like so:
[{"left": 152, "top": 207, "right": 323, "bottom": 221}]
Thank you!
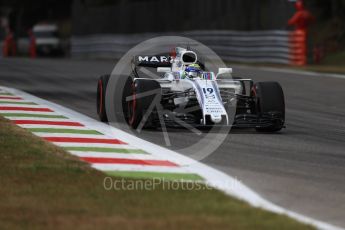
[{"left": 253, "top": 81, "right": 285, "bottom": 132}]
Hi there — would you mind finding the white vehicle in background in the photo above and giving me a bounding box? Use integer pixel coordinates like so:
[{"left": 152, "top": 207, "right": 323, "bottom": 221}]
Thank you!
[
  {"left": 97, "top": 47, "right": 285, "bottom": 132},
  {"left": 32, "top": 23, "right": 63, "bottom": 56}
]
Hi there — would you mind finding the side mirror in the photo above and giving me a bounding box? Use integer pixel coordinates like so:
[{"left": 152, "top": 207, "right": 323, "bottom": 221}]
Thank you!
[
  {"left": 157, "top": 67, "right": 171, "bottom": 73},
  {"left": 218, "top": 68, "right": 232, "bottom": 75},
  {"left": 216, "top": 68, "right": 232, "bottom": 79}
]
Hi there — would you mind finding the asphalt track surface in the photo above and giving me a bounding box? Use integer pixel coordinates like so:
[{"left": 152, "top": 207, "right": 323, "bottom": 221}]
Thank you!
[{"left": 1, "top": 58, "right": 345, "bottom": 228}]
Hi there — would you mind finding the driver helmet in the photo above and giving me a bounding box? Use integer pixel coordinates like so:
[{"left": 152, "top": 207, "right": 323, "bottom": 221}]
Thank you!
[{"left": 184, "top": 63, "right": 202, "bottom": 79}]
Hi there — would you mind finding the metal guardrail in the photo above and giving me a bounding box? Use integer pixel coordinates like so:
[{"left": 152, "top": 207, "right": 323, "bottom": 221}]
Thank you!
[{"left": 71, "top": 30, "right": 299, "bottom": 64}]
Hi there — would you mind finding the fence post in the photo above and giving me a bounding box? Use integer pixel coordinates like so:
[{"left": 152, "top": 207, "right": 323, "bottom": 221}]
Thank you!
[
  {"left": 289, "top": 29, "right": 307, "bottom": 66},
  {"left": 287, "top": 0, "right": 314, "bottom": 66}
]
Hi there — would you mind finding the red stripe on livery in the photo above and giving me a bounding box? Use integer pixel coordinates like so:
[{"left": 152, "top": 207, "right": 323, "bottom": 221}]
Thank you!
[
  {"left": 14, "top": 120, "right": 83, "bottom": 126},
  {"left": 44, "top": 137, "right": 126, "bottom": 144},
  {"left": 80, "top": 157, "right": 178, "bottom": 167},
  {"left": 0, "top": 96, "right": 23, "bottom": 100},
  {"left": 0, "top": 106, "right": 53, "bottom": 112}
]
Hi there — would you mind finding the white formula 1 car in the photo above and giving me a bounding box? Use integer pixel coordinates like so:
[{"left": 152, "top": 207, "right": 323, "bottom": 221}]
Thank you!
[{"left": 97, "top": 47, "right": 285, "bottom": 132}]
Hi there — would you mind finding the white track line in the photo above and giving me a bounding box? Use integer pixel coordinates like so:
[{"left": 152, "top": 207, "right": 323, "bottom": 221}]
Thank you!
[
  {"left": 5, "top": 117, "right": 72, "bottom": 121},
  {"left": 33, "top": 133, "right": 104, "bottom": 138},
  {"left": 0, "top": 111, "right": 61, "bottom": 115},
  {"left": 1, "top": 86, "right": 342, "bottom": 230},
  {"left": 70, "top": 152, "right": 164, "bottom": 160},
  {"left": 0, "top": 103, "right": 51, "bottom": 108},
  {"left": 52, "top": 142, "right": 138, "bottom": 149}
]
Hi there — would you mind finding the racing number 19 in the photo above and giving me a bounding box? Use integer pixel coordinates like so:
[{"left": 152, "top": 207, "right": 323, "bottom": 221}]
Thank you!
[
  {"left": 203, "top": 87, "right": 214, "bottom": 95},
  {"left": 202, "top": 88, "right": 213, "bottom": 96}
]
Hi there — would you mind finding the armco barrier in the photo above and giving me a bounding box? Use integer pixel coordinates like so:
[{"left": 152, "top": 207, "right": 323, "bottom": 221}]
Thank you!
[{"left": 71, "top": 30, "right": 306, "bottom": 65}]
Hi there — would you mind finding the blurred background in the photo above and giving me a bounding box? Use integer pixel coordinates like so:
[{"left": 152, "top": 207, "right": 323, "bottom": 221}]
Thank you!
[{"left": 0, "top": 0, "right": 344, "bottom": 66}]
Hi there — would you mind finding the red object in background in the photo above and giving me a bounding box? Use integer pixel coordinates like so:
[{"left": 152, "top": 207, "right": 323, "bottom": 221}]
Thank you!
[
  {"left": 28, "top": 29, "right": 36, "bottom": 58},
  {"left": 288, "top": 0, "right": 314, "bottom": 66},
  {"left": 288, "top": 0, "right": 315, "bottom": 31},
  {"left": 170, "top": 47, "right": 176, "bottom": 59},
  {"left": 2, "top": 27, "right": 16, "bottom": 57},
  {"left": 289, "top": 30, "right": 307, "bottom": 66}
]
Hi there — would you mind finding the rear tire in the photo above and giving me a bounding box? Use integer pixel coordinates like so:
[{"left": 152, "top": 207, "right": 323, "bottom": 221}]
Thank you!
[
  {"left": 97, "top": 75, "right": 110, "bottom": 122},
  {"left": 253, "top": 81, "right": 285, "bottom": 132},
  {"left": 127, "top": 79, "right": 161, "bottom": 129}
]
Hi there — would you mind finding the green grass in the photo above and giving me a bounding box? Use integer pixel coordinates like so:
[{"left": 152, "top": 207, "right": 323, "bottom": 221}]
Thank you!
[
  {"left": 0, "top": 101, "right": 36, "bottom": 105},
  {"left": 27, "top": 128, "right": 103, "bottom": 135},
  {"left": 0, "top": 116, "right": 314, "bottom": 230}
]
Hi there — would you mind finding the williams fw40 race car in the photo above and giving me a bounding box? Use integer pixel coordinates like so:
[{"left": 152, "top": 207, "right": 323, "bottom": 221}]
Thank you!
[{"left": 97, "top": 47, "right": 285, "bottom": 132}]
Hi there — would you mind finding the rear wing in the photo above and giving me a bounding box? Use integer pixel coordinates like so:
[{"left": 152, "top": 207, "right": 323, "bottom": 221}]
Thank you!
[{"left": 133, "top": 55, "right": 171, "bottom": 68}]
